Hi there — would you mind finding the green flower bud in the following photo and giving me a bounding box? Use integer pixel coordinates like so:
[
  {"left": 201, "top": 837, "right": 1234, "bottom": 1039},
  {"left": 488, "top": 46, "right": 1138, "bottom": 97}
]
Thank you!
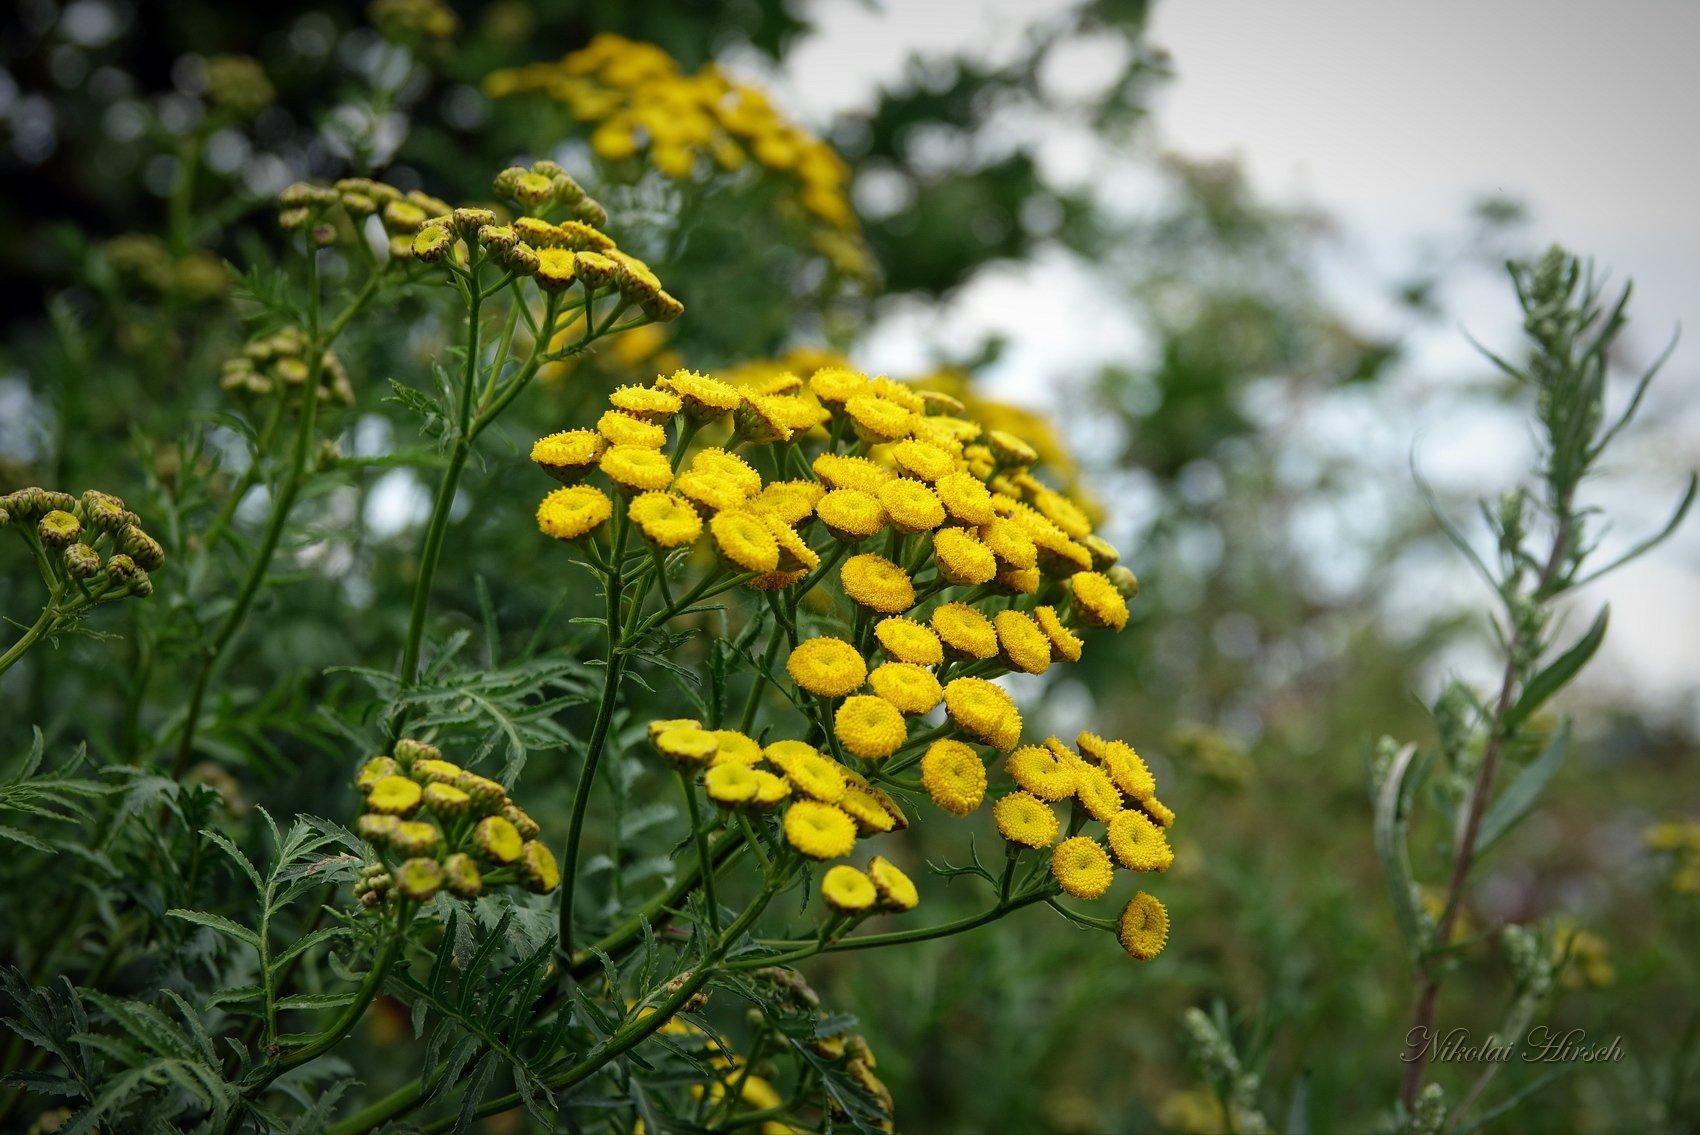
[
  {"left": 443, "top": 852, "right": 483, "bottom": 898},
  {"left": 452, "top": 207, "right": 497, "bottom": 236},
  {"left": 477, "top": 225, "right": 517, "bottom": 254},
  {"left": 38, "top": 510, "right": 81, "bottom": 548},
  {"left": 502, "top": 802, "right": 541, "bottom": 841},
  {"left": 1108, "top": 565, "right": 1139, "bottom": 600},
  {"left": 118, "top": 525, "right": 165, "bottom": 571},
  {"left": 473, "top": 815, "right": 523, "bottom": 864},
  {"left": 278, "top": 182, "right": 316, "bottom": 208},
  {"left": 412, "top": 758, "right": 464, "bottom": 785},
  {"left": 104, "top": 554, "right": 140, "bottom": 587},
  {"left": 422, "top": 782, "right": 472, "bottom": 817},
  {"left": 392, "top": 739, "right": 441, "bottom": 769},
  {"left": 391, "top": 820, "right": 443, "bottom": 857},
  {"left": 455, "top": 772, "right": 506, "bottom": 815},
  {"left": 518, "top": 840, "right": 560, "bottom": 894},
  {"left": 395, "top": 857, "right": 444, "bottom": 902},
  {"left": 61, "top": 543, "right": 101, "bottom": 580},
  {"left": 278, "top": 207, "right": 310, "bottom": 231},
  {"left": 341, "top": 191, "right": 377, "bottom": 216},
  {"left": 356, "top": 813, "right": 401, "bottom": 845},
  {"left": 413, "top": 224, "right": 454, "bottom": 263},
  {"left": 493, "top": 166, "right": 527, "bottom": 198},
  {"left": 79, "top": 490, "right": 132, "bottom": 533},
  {"left": 503, "top": 242, "right": 539, "bottom": 275}
]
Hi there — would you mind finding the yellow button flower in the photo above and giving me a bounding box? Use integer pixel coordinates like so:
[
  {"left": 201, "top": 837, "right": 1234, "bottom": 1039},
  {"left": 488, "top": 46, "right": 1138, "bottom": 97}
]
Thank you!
[
  {"left": 873, "top": 616, "right": 943, "bottom": 666},
  {"left": 920, "top": 739, "right": 986, "bottom": 816},
  {"left": 993, "top": 790, "right": 1058, "bottom": 848},
  {"left": 519, "top": 840, "right": 562, "bottom": 894},
  {"left": 808, "top": 365, "right": 868, "bottom": 405},
  {"left": 531, "top": 429, "right": 605, "bottom": 483},
  {"left": 709, "top": 509, "right": 780, "bottom": 573},
  {"left": 843, "top": 393, "right": 913, "bottom": 442},
  {"left": 689, "top": 447, "right": 762, "bottom": 498},
  {"left": 931, "top": 602, "right": 998, "bottom": 661},
  {"left": 943, "top": 677, "right": 1022, "bottom": 750},
  {"left": 1078, "top": 732, "right": 1155, "bottom": 801},
  {"left": 1107, "top": 810, "right": 1174, "bottom": 872},
  {"left": 986, "top": 429, "right": 1038, "bottom": 467},
  {"left": 1034, "top": 605, "right": 1083, "bottom": 663},
  {"left": 599, "top": 444, "right": 674, "bottom": 493},
  {"left": 876, "top": 478, "right": 945, "bottom": 533},
  {"left": 395, "top": 857, "right": 444, "bottom": 901},
  {"left": 628, "top": 491, "right": 703, "bottom": 548},
  {"left": 1074, "top": 763, "right": 1124, "bottom": 823},
  {"left": 473, "top": 815, "right": 524, "bottom": 864},
  {"left": 1118, "top": 892, "right": 1169, "bottom": 960},
  {"left": 1052, "top": 835, "right": 1114, "bottom": 900},
  {"left": 765, "top": 740, "right": 848, "bottom": 803},
  {"left": 1141, "top": 796, "right": 1176, "bottom": 828},
  {"left": 868, "top": 662, "right": 942, "bottom": 715},
  {"left": 867, "top": 855, "right": 919, "bottom": 911},
  {"left": 783, "top": 800, "right": 857, "bottom": 859},
  {"left": 536, "top": 485, "right": 613, "bottom": 541},
  {"left": 934, "top": 471, "right": 997, "bottom": 526},
  {"left": 704, "top": 762, "right": 760, "bottom": 806},
  {"left": 367, "top": 775, "right": 423, "bottom": 816},
  {"left": 597, "top": 408, "right": 667, "bottom": 449},
  {"left": 816, "top": 488, "right": 886, "bottom": 541},
  {"left": 834, "top": 695, "right": 907, "bottom": 760},
  {"left": 422, "top": 782, "right": 472, "bottom": 816},
  {"left": 665, "top": 368, "right": 741, "bottom": 420},
  {"left": 995, "top": 567, "right": 1040, "bottom": 595},
  {"left": 813, "top": 452, "right": 892, "bottom": 493},
  {"left": 932, "top": 527, "right": 996, "bottom": 586},
  {"left": 1032, "top": 487, "right": 1093, "bottom": 539},
  {"left": 1005, "top": 745, "right": 1075, "bottom": 802},
  {"left": 839, "top": 784, "right": 897, "bottom": 834},
  {"left": 889, "top": 439, "right": 957, "bottom": 483},
  {"left": 786, "top": 637, "right": 867, "bottom": 698},
  {"left": 821, "top": 864, "right": 878, "bottom": 912},
  {"left": 753, "top": 479, "right": 825, "bottom": 524},
  {"left": 749, "top": 769, "right": 792, "bottom": 809},
  {"left": 992, "top": 610, "right": 1051, "bottom": 675},
  {"left": 675, "top": 469, "right": 750, "bottom": 514},
  {"left": 866, "top": 376, "right": 925, "bottom": 412},
  {"left": 608, "top": 382, "right": 682, "bottom": 423},
  {"left": 708, "top": 729, "right": 763, "bottom": 766},
  {"left": 653, "top": 725, "right": 718, "bottom": 767},
  {"left": 1070, "top": 570, "right": 1130, "bottom": 630},
  {"left": 980, "top": 517, "right": 1038, "bottom": 571},
  {"left": 840, "top": 553, "right": 915, "bottom": 614}
]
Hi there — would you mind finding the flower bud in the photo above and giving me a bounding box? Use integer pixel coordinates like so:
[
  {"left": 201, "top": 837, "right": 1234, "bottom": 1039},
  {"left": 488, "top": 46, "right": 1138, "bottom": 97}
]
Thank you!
[
  {"left": 512, "top": 171, "right": 556, "bottom": 207},
  {"left": 422, "top": 782, "right": 473, "bottom": 817},
  {"left": 443, "top": 852, "right": 483, "bottom": 898},
  {"left": 315, "top": 439, "right": 342, "bottom": 472},
  {"left": 413, "top": 757, "right": 464, "bottom": 785},
  {"left": 390, "top": 820, "right": 442, "bottom": 857},
  {"left": 477, "top": 225, "right": 517, "bottom": 254},
  {"left": 455, "top": 771, "right": 506, "bottom": 815},
  {"left": 395, "top": 857, "right": 444, "bottom": 902},
  {"left": 62, "top": 544, "right": 101, "bottom": 580},
  {"left": 502, "top": 802, "right": 541, "bottom": 840},
  {"left": 79, "top": 491, "right": 133, "bottom": 533},
  {"left": 503, "top": 242, "right": 539, "bottom": 275},
  {"left": 356, "top": 813, "right": 401, "bottom": 845},
  {"left": 492, "top": 166, "right": 527, "bottom": 198},
  {"left": 518, "top": 840, "right": 561, "bottom": 894},
  {"left": 1108, "top": 565, "right": 1139, "bottom": 600},
  {"left": 278, "top": 207, "right": 310, "bottom": 231},
  {"left": 278, "top": 182, "right": 316, "bottom": 208},
  {"left": 105, "top": 554, "right": 140, "bottom": 587},
  {"left": 356, "top": 756, "right": 401, "bottom": 794},
  {"left": 118, "top": 525, "right": 165, "bottom": 571},
  {"left": 367, "top": 775, "right": 423, "bottom": 816},
  {"left": 452, "top": 207, "right": 497, "bottom": 236},
  {"left": 392, "top": 738, "right": 441, "bottom": 769},
  {"left": 38, "top": 510, "right": 81, "bottom": 548},
  {"left": 473, "top": 815, "right": 523, "bottom": 864},
  {"left": 413, "top": 224, "right": 454, "bottom": 263}
]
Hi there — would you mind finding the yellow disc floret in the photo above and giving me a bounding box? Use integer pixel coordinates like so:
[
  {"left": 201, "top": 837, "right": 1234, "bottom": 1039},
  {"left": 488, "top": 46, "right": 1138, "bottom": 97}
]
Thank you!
[
  {"left": 628, "top": 491, "right": 703, "bottom": 547},
  {"left": 1070, "top": 570, "right": 1130, "bottom": 630},
  {"left": 932, "top": 602, "right": 998, "bottom": 661},
  {"left": 873, "top": 617, "right": 943, "bottom": 666},
  {"left": 993, "top": 609, "right": 1052, "bottom": 675},
  {"left": 867, "top": 856, "right": 919, "bottom": 911},
  {"left": 821, "top": 864, "right": 878, "bottom": 913},
  {"left": 943, "top": 677, "right": 1022, "bottom": 750},
  {"left": 1106, "top": 810, "right": 1174, "bottom": 872},
  {"left": 868, "top": 662, "right": 943, "bottom": 715},
  {"left": 841, "top": 553, "right": 915, "bottom": 614},
  {"left": 710, "top": 510, "right": 780, "bottom": 572},
  {"left": 1005, "top": 745, "right": 1076, "bottom": 802}
]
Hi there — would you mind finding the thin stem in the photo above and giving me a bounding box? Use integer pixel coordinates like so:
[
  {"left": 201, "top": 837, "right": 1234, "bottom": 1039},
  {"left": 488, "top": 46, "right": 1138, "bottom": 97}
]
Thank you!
[
  {"left": 678, "top": 770, "right": 721, "bottom": 939},
  {"left": 0, "top": 604, "right": 56, "bottom": 678}
]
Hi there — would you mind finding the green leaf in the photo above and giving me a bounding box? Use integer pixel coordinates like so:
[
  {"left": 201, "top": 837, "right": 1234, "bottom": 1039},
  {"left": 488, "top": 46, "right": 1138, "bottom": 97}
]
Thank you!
[
  {"left": 1478, "top": 720, "right": 1572, "bottom": 856},
  {"left": 167, "top": 909, "right": 262, "bottom": 951},
  {"left": 1373, "top": 742, "right": 1426, "bottom": 961},
  {"left": 1503, "top": 606, "right": 1608, "bottom": 731},
  {"left": 275, "top": 992, "right": 358, "bottom": 1011}
]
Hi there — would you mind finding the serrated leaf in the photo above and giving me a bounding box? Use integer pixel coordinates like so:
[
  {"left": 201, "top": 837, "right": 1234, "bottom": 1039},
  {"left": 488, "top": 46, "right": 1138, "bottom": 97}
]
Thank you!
[{"left": 168, "top": 909, "right": 262, "bottom": 951}]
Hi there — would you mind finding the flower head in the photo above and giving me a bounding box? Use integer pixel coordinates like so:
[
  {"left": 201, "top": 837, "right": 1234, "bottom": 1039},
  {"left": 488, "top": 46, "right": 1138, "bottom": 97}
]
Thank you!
[
  {"left": 1107, "top": 810, "right": 1174, "bottom": 872},
  {"left": 1078, "top": 732, "right": 1155, "bottom": 802},
  {"left": 932, "top": 602, "right": 998, "bottom": 661},
  {"left": 1118, "top": 892, "right": 1169, "bottom": 960},
  {"left": 597, "top": 409, "right": 667, "bottom": 449},
  {"left": 877, "top": 478, "right": 945, "bottom": 534},
  {"left": 890, "top": 439, "right": 957, "bottom": 483},
  {"left": 1073, "top": 763, "right": 1125, "bottom": 824},
  {"left": 600, "top": 444, "right": 674, "bottom": 493},
  {"left": 665, "top": 369, "right": 741, "bottom": 420},
  {"left": 710, "top": 510, "right": 780, "bottom": 573},
  {"left": 1052, "top": 835, "right": 1114, "bottom": 899},
  {"left": 816, "top": 489, "right": 887, "bottom": 541},
  {"left": 629, "top": 491, "right": 703, "bottom": 547},
  {"left": 993, "top": 791, "right": 1059, "bottom": 848},
  {"left": 784, "top": 800, "right": 857, "bottom": 859},
  {"left": 537, "top": 485, "right": 614, "bottom": 541},
  {"left": 814, "top": 453, "right": 892, "bottom": 493},
  {"left": 609, "top": 383, "right": 682, "bottom": 423},
  {"left": 935, "top": 472, "right": 997, "bottom": 525},
  {"left": 994, "top": 610, "right": 1052, "bottom": 675},
  {"left": 531, "top": 429, "right": 605, "bottom": 483},
  {"left": 1034, "top": 605, "right": 1083, "bottom": 663},
  {"left": 943, "top": 677, "right": 1022, "bottom": 750},
  {"left": 786, "top": 637, "right": 867, "bottom": 698},
  {"left": 834, "top": 695, "right": 908, "bottom": 760},
  {"left": 873, "top": 617, "right": 943, "bottom": 666},
  {"left": 920, "top": 740, "right": 986, "bottom": 816},
  {"left": 1005, "top": 745, "right": 1075, "bottom": 802},
  {"left": 933, "top": 527, "right": 997, "bottom": 586},
  {"left": 867, "top": 856, "right": 919, "bottom": 911},
  {"left": 821, "top": 864, "right": 878, "bottom": 913},
  {"left": 868, "top": 662, "right": 942, "bottom": 715},
  {"left": 766, "top": 740, "right": 848, "bottom": 803},
  {"left": 1070, "top": 570, "right": 1130, "bottom": 630},
  {"left": 841, "top": 553, "right": 915, "bottom": 614}
]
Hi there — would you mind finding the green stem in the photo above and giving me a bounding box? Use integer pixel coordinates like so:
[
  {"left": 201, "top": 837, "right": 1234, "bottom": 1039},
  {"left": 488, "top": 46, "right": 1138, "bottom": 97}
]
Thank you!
[
  {"left": 734, "top": 889, "right": 1048, "bottom": 970},
  {"left": 0, "top": 604, "right": 56, "bottom": 678},
  {"left": 678, "top": 770, "right": 721, "bottom": 938}
]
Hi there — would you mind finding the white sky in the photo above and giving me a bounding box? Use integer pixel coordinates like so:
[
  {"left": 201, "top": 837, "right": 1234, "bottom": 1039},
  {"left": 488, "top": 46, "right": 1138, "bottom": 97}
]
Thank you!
[{"left": 774, "top": 0, "right": 1700, "bottom": 722}]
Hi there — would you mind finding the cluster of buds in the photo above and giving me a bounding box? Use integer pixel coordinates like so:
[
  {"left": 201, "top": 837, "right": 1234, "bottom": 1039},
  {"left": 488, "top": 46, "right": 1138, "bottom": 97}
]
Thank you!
[
  {"left": 102, "top": 234, "right": 230, "bottom": 302},
  {"left": 276, "top": 177, "right": 453, "bottom": 257},
  {"left": 218, "top": 326, "right": 353, "bottom": 406},
  {"left": 2, "top": 487, "right": 164, "bottom": 600},
  {"left": 1645, "top": 818, "right": 1700, "bottom": 895},
  {"left": 493, "top": 160, "right": 608, "bottom": 227},
  {"left": 368, "top": 0, "right": 459, "bottom": 44},
  {"left": 352, "top": 738, "right": 559, "bottom": 905}
]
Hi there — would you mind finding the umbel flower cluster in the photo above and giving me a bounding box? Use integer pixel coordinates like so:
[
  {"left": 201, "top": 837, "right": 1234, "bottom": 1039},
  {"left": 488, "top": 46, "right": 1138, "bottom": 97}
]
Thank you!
[
  {"left": 531, "top": 361, "right": 1171, "bottom": 960},
  {"left": 351, "top": 738, "right": 560, "bottom": 905},
  {"left": 219, "top": 326, "right": 353, "bottom": 406},
  {"left": 485, "top": 34, "right": 871, "bottom": 279}
]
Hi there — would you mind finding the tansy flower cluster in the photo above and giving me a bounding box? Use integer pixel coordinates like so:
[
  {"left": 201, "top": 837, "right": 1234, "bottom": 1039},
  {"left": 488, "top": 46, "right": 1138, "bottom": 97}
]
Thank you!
[
  {"left": 1645, "top": 819, "right": 1700, "bottom": 895},
  {"left": 351, "top": 738, "right": 559, "bottom": 905},
  {"left": 219, "top": 325, "right": 353, "bottom": 406},
  {"left": 2, "top": 486, "right": 165, "bottom": 602},
  {"left": 527, "top": 358, "right": 1166, "bottom": 959},
  {"left": 484, "top": 35, "right": 871, "bottom": 280}
]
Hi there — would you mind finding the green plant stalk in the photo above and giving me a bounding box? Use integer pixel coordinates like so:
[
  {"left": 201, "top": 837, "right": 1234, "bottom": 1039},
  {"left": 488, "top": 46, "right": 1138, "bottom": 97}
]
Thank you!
[
  {"left": 731, "top": 888, "right": 1049, "bottom": 971},
  {"left": 677, "top": 769, "right": 721, "bottom": 938},
  {"left": 0, "top": 603, "right": 56, "bottom": 678}
]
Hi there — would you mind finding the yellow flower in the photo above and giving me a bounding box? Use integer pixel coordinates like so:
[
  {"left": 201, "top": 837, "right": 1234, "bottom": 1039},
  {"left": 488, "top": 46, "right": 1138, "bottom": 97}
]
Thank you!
[
  {"left": 1005, "top": 745, "right": 1076, "bottom": 802},
  {"left": 816, "top": 488, "right": 887, "bottom": 541},
  {"left": 1070, "top": 570, "right": 1130, "bottom": 630},
  {"left": 943, "top": 677, "right": 1022, "bottom": 750},
  {"left": 843, "top": 393, "right": 914, "bottom": 442},
  {"left": 765, "top": 740, "right": 848, "bottom": 803},
  {"left": 710, "top": 510, "right": 780, "bottom": 573},
  {"left": 873, "top": 616, "right": 943, "bottom": 666},
  {"left": 877, "top": 478, "right": 945, "bottom": 533},
  {"left": 814, "top": 452, "right": 892, "bottom": 493},
  {"left": 599, "top": 444, "right": 674, "bottom": 493},
  {"left": 531, "top": 429, "right": 605, "bottom": 483},
  {"left": 821, "top": 864, "right": 878, "bottom": 913},
  {"left": 473, "top": 815, "right": 525, "bottom": 864},
  {"left": 809, "top": 365, "right": 869, "bottom": 405},
  {"left": 868, "top": 662, "right": 942, "bottom": 715},
  {"left": 597, "top": 408, "right": 667, "bottom": 449},
  {"left": 783, "top": 800, "right": 857, "bottom": 859},
  {"left": 980, "top": 517, "right": 1038, "bottom": 571},
  {"left": 689, "top": 448, "right": 763, "bottom": 498},
  {"left": 758, "top": 513, "right": 819, "bottom": 575},
  {"left": 993, "top": 791, "right": 1059, "bottom": 848},
  {"left": 1118, "top": 892, "right": 1169, "bottom": 960},
  {"left": 1141, "top": 796, "right": 1176, "bottom": 828},
  {"left": 839, "top": 782, "right": 897, "bottom": 834},
  {"left": 867, "top": 855, "right": 919, "bottom": 911},
  {"left": 628, "top": 491, "right": 703, "bottom": 547},
  {"left": 736, "top": 392, "right": 802, "bottom": 443},
  {"left": 786, "top": 637, "right": 867, "bottom": 698},
  {"left": 519, "top": 840, "right": 561, "bottom": 894},
  {"left": 934, "top": 471, "right": 997, "bottom": 526},
  {"left": 704, "top": 762, "right": 760, "bottom": 807},
  {"left": 537, "top": 485, "right": 613, "bottom": 541},
  {"left": 1034, "top": 605, "right": 1083, "bottom": 663},
  {"left": 993, "top": 610, "right": 1052, "bottom": 675},
  {"left": 932, "top": 526, "right": 997, "bottom": 586},
  {"left": 752, "top": 479, "right": 825, "bottom": 525},
  {"left": 932, "top": 602, "right": 998, "bottom": 661},
  {"left": 647, "top": 717, "right": 702, "bottom": 741},
  {"left": 749, "top": 769, "right": 792, "bottom": 809},
  {"left": 675, "top": 469, "right": 750, "bottom": 514},
  {"left": 1052, "top": 835, "right": 1114, "bottom": 899},
  {"left": 367, "top": 775, "right": 423, "bottom": 816},
  {"left": 1107, "top": 810, "right": 1173, "bottom": 872},
  {"left": 986, "top": 429, "right": 1038, "bottom": 467},
  {"left": 708, "top": 730, "right": 763, "bottom": 766},
  {"left": 866, "top": 376, "right": 925, "bottom": 412},
  {"left": 608, "top": 382, "right": 682, "bottom": 423},
  {"left": 920, "top": 740, "right": 986, "bottom": 815},
  {"left": 841, "top": 553, "right": 916, "bottom": 614},
  {"left": 1083, "top": 533, "right": 1120, "bottom": 568},
  {"left": 395, "top": 857, "right": 444, "bottom": 901},
  {"left": 653, "top": 725, "right": 718, "bottom": 767},
  {"left": 665, "top": 369, "right": 741, "bottom": 420},
  {"left": 422, "top": 782, "right": 472, "bottom": 816},
  {"left": 1032, "top": 487, "right": 1093, "bottom": 539},
  {"left": 835, "top": 695, "right": 908, "bottom": 760},
  {"left": 1074, "top": 763, "right": 1124, "bottom": 823},
  {"left": 995, "top": 566, "right": 1041, "bottom": 595},
  {"left": 889, "top": 439, "right": 958, "bottom": 482},
  {"left": 1078, "top": 732, "right": 1156, "bottom": 801}
]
